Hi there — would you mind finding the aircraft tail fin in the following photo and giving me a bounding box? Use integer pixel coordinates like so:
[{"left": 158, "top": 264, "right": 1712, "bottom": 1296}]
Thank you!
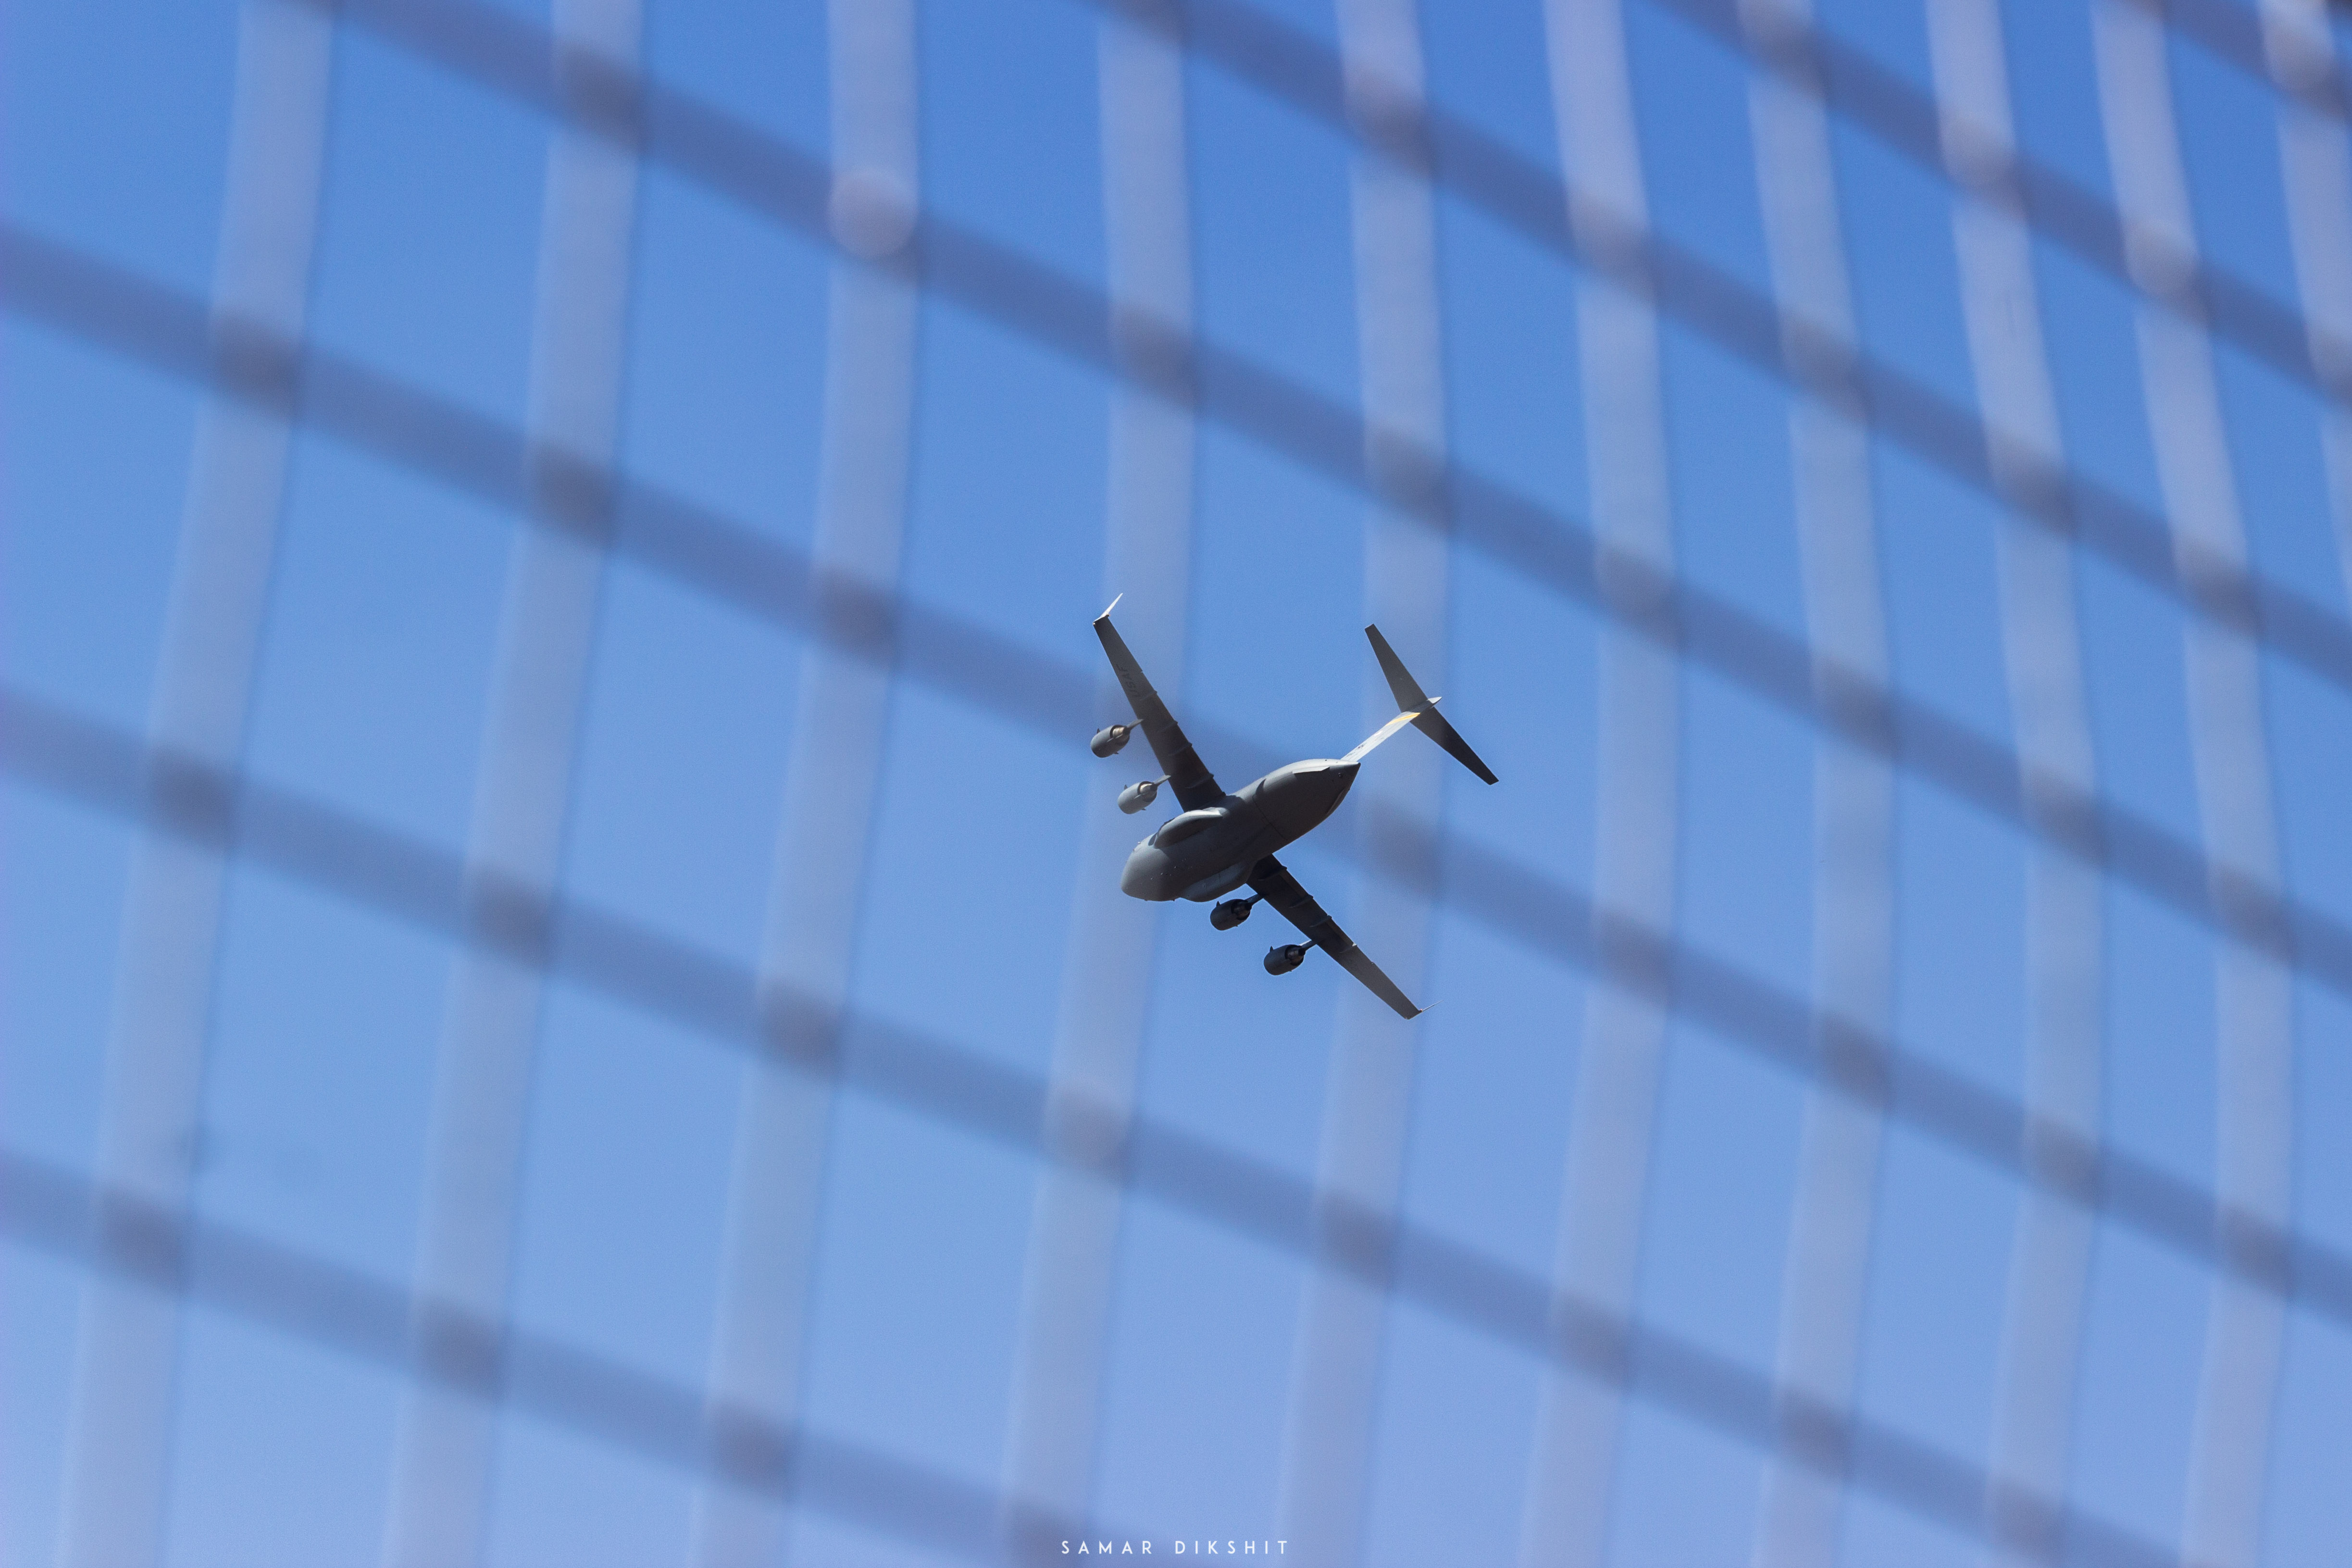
[
  {"left": 1364, "top": 624, "right": 1497, "bottom": 784},
  {"left": 1340, "top": 709, "right": 1419, "bottom": 766}
]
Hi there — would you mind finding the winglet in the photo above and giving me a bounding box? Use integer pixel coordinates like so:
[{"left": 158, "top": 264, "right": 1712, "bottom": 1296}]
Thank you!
[
  {"left": 1097, "top": 592, "right": 1123, "bottom": 624},
  {"left": 1365, "top": 624, "right": 1497, "bottom": 785}
]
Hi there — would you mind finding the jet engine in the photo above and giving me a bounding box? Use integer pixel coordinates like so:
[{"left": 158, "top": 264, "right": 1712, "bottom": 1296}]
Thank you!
[
  {"left": 1210, "top": 898, "right": 1255, "bottom": 931},
  {"left": 1264, "top": 943, "right": 1308, "bottom": 975},
  {"left": 1090, "top": 723, "right": 1134, "bottom": 758},
  {"left": 1117, "top": 779, "right": 1161, "bottom": 814}
]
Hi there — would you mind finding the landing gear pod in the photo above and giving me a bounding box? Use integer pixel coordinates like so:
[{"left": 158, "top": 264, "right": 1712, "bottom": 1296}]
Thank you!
[
  {"left": 1264, "top": 943, "right": 1308, "bottom": 975},
  {"left": 1091, "top": 723, "right": 1134, "bottom": 758},
  {"left": 1117, "top": 779, "right": 1161, "bottom": 814}
]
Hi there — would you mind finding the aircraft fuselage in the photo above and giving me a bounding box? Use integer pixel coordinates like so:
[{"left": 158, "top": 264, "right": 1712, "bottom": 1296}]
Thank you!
[{"left": 1119, "top": 759, "right": 1360, "bottom": 903}]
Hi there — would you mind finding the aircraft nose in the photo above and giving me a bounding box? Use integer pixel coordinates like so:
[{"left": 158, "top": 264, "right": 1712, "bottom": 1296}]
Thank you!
[{"left": 1120, "top": 846, "right": 1168, "bottom": 900}]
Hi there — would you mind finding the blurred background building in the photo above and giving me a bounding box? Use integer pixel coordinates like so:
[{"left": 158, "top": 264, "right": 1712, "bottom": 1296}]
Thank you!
[{"left": 5, "top": 0, "right": 2352, "bottom": 1564}]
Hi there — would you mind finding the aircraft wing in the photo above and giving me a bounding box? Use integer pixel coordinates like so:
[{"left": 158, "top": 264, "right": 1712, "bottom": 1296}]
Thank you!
[
  {"left": 1094, "top": 605, "right": 1224, "bottom": 811},
  {"left": 1247, "top": 856, "right": 1423, "bottom": 1020}
]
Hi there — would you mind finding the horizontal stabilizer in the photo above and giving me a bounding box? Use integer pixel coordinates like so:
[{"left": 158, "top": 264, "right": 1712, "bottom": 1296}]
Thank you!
[
  {"left": 1409, "top": 704, "right": 1496, "bottom": 786},
  {"left": 1365, "top": 624, "right": 1497, "bottom": 785}
]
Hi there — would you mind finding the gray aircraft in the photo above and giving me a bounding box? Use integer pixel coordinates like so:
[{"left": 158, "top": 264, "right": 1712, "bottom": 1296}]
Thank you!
[{"left": 1088, "top": 601, "right": 1496, "bottom": 1019}]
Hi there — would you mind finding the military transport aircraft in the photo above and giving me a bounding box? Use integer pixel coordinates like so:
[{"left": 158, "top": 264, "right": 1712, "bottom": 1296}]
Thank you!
[{"left": 1088, "top": 600, "right": 1496, "bottom": 1019}]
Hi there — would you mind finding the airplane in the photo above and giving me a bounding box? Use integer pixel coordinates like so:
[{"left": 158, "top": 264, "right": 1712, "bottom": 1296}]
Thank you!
[{"left": 1087, "top": 599, "right": 1496, "bottom": 1019}]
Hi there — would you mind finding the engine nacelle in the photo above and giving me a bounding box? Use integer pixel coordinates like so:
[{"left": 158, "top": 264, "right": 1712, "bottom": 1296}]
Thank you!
[
  {"left": 1210, "top": 898, "right": 1254, "bottom": 931},
  {"left": 1117, "top": 779, "right": 1161, "bottom": 814},
  {"left": 1090, "top": 724, "right": 1134, "bottom": 758},
  {"left": 1264, "top": 943, "right": 1308, "bottom": 975}
]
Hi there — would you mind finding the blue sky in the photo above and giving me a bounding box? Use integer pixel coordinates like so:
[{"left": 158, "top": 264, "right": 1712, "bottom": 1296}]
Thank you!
[{"left": 7, "top": 0, "right": 2352, "bottom": 1565}]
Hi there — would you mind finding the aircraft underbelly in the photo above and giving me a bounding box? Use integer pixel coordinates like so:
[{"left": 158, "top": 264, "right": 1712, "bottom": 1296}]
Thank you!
[
  {"left": 1168, "top": 818, "right": 1276, "bottom": 900},
  {"left": 1119, "top": 766, "right": 1358, "bottom": 903}
]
